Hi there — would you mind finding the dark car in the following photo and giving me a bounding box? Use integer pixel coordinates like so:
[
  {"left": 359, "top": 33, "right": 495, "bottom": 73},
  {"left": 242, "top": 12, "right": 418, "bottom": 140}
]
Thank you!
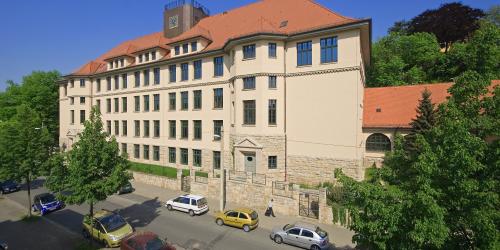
[
  {"left": 32, "top": 193, "right": 64, "bottom": 215},
  {"left": 121, "top": 232, "right": 175, "bottom": 250},
  {"left": 117, "top": 181, "right": 134, "bottom": 195},
  {"left": 0, "top": 241, "right": 8, "bottom": 250},
  {"left": 0, "top": 180, "right": 21, "bottom": 194}
]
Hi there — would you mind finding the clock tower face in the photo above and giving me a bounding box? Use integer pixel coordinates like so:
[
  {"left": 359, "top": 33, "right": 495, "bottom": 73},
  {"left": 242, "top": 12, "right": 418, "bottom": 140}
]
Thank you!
[{"left": 169, "top": 15, "right": 179, "bottom": 29}]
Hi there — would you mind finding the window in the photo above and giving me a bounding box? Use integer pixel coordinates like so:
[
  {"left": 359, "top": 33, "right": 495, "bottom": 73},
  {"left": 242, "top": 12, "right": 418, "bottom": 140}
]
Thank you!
[
  {"left": 226, "top": 211, "right": 238, "bottom": 218},
  {"left": 169, "top": 120, "right": 176, "bottom": 138},
  {"left": 153, "top": 120, "right": 160, "bottom": 137},
  {"left": 70, "top": 110, "right": 74, "bottom": 124},
  {"left": 297, "top": 41, "right": 312, "bottom": 66},
  {"left": 134, "top": 96, "right": 140, "bottom": 112},
  {"left": 174, "top": 46, "right": 180, "bottom": 55},
  {"left": 139, "top": 55, "right": 143, "bottom": 63},
  {"left": 191, "top": 42, "right": 197, "bottom": 52},
  {"left": 114, "top": 75, "right": 119, "bottom": 90},
  {"left": 143, "top": 95, "right": 150, "bottom": 112},
  {"left": 268, "top": 156, "right": 277, "bottom": 169},
  {"left": 168, "top": 147, "right": 176, "bottom": 163},
  {"left": 320, "top": 37, "right": 338, "bottom": 63},
  {"left": 288, "top": 228, "right": 301, "bottom": 235},
  {"left": 169, "top": 93, "right": 176, "bottom": 110},
  {"left": 70, "top": 97, "right": 74, "bottom": 105},
  {"left": 193, "top": 149, "right": 201, "bottom": 167},
  {"left": 80, "top": 97, "right": 85, "bottom": 104},
  {"left": 169, "top": 65, "right": 176, "bottom": 82},
  {"left": 181, "top": 91, "right": 188, "bottom": 110},
  {"left": 154, "top": 68, "right": 160, "bottom": 85},
  {"left": 134, "top": 120, "right": 140, "bottom": 137},
  {"left": 143, "top": 145, "right": 150, "bottom": 160},
  {"left": 64, "top": 84, "right": 68, "bottom": 96},
  {"left": 193, "top": 60, "right": 202, "bottom": 79},
  {"left": 366, "top": 133, "right": 391, "bottom": 152},
  {"left": 122, "top": 97, "right": 127, "bottom": 113},
  {"left": 268, "top": 99, "right": 277, "bottom": 125},
  {"left": 182, "top": 44, "right": 188, "bottom": 53},
  {"left": 243, "top": 77, "right": 256, "bottom": 90},
  {"left": 152, "top": 51, "right": 156, "bottom": 60},
  {"left": 213, "top": 56, "right": 224, "bottom": 77},
  {"left": 153, "top": 94, "right": 160, "bottom": 111},
  {"left": 122, "top": 74, "right": 127, "bottom": 88},
  {"left": 80, "top": 110, "right": 85, "bottom": 124},
  {"left": 213, "top": 120, "right": 223, "bottom": 139},
  {"left": 193, "top": 90, "right": 202, "bottom": 110},
  {"left": 243, "top": 100, "right": 256, "bottom": 125},
  {"left": 213, "top": 88, "right": 223, "bottom": 109},
  {"left": 134, "top": 144, "right": 140, "bottom": 158},
  {"left": 213, "top": 151, "right": 221, "bottom": 169},
  {"left": 96, "top": 100, "right": 101, "bottom": 111},
  {"left": 106, "top": 98, "right": 111, "bottom": 113},
  {"left": 153, "top": 146, "right": 160, "bottom": 161},
  {"left": 143, "top": 69, "right": 150, "bottom": 86},
  {"left": 180, "top": 148, "right": 188, "bottom": 165},
  {"left": 134, "top": 71, "right": 140, "bottom": 87},
  {"left": 193, "top": 120, "right": 202, "bottom": 140},
  {"left": 106, "top": 120, "right": 111, "bottom": 134},
  {"left": 122, "top": 120, "right": 127, "bottom": 136},
  {"left": 143, "top": 120, "right": 150, "bottom": 137},
  {"left": 181, "top": 63, "right": 188, "bottom": 81},
  {"left": 268, "top": 76, "right": 277, "bottom": 89},
  {"left": 243, "top": 44, "right": 256, "bottom": 59},
  {"left": 145, "top": 53, "right": 149, "bottom": 62},
  {"left": 301, "top": 230, "right": 314, "bottom": 238},
  {"left": 70, "top": 79, "right": 74, "bottom": 88},
  {"left": 107, "top": 77, "right": 111, "bottom": 91},
  {"left": 96, "top": 79, "right": 101, "bottom": 92},
  {"left": 80, "top": 79, "right": 85, "bottom": 87},
  {"left": 121, "top": 143, "right": 127, "bottom": 156},
  {"left": 238, "top": 213, "right": 248, "bottom": 219},
  {"left": 114, "top": 98, "right": 119, "bottom": 113},
  {"left": 268, "top": 43, "right": 277, "bottom": 58},
  {"left": 120, "top": 58, "right": 124, "bottom": 67},
  {"left": 181, "top": 120, "right": 188, "bottom": 139},
  {"left": 114, "top": 120, "right": 119, "bottom": 135}
]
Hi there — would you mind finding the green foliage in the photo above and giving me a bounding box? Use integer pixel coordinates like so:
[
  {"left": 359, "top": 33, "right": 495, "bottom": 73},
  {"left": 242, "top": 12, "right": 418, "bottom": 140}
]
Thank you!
[
  {"left": 485, "top": 5, "right": 499, "bottom": 27},
  {"left": 46, "top": 107, "right": 131, "bottom": 218},
  {"left": 338, "top": 72, "right": 499, "bottom": 249},
  {"left": 130, "top": 162, "right": 182, "bottom": 179},
  {"left": 195, "top": 171, "right": 208, "bottom": 177}
]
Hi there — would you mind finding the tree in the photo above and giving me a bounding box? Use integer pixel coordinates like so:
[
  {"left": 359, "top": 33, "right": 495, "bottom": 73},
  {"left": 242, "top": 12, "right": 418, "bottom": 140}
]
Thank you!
[
  {"left": 485, "top": 5, "right": 500, "bottom": 27},
  {"left": 388, "top": 20, "right": 410, "bottom": 34},
  {"left": 46, "top": 107, "right": 131, "bottom": 228},
  {"left": 404, "top": 89, "right": 437, "bottom": 153},
  {"left": 339, "top": 71, "right": 499, "bottom": 249},
  {"left": 0, "top": 105, "right": 52, "bottom": 216},
  {"left": 408, "top": 2, "right": 485, "bottom": 52}
]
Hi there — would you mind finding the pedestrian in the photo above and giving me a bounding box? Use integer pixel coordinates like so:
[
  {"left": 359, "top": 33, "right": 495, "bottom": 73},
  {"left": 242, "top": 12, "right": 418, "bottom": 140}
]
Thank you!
[{"left": 266, "top": 199, "right": 276, "bottom": 217}]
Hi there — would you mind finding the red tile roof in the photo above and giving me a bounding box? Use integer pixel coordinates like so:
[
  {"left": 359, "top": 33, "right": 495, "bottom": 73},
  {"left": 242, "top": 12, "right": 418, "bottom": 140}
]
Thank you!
[{"left": 70, "top": 0, "right": 362, "bottom": 76}]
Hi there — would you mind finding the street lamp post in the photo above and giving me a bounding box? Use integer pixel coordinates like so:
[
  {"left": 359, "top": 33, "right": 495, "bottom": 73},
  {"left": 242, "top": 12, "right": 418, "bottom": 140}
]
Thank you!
[{"left": 214, "top": 127, "right": 225, "bottom": 211}]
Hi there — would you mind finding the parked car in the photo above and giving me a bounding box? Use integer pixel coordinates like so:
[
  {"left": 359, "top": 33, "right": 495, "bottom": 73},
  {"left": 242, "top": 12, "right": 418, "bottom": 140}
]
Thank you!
[
  {"left": 0, "top": 241, "right": 7, "bottom": 250},
  {"left": 82, "top": 209, "right": 134, "bottom": 248},
  {"left": 31, "top": 193, "right": 64, "bottom": 215},
  {"left": 121, "top": 231, "right": 176, "bottom": 250},
  {"left": 214, "top": 208, "right": 259, "bottom": 232},
  {"left": 165, "top": 194, "right": 208, "bottom": 216},
  {"left": 270, "top": 222, "right": 329, "bottom": 250},
  {"left": 117, "top": 181, "right": 134, "bottom": 195},
  {"left": 0, "top": 180, "right": 20, "bottom": 194}
]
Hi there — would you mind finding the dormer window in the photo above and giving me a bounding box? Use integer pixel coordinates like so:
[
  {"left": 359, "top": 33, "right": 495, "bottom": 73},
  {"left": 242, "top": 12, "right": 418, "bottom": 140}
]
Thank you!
[
  {"left": 120, "top": 58, "right": 124, "bottom": 67},
  {"left": 139, "top": 55, "right": 143, "bottom": 63},
  {"left": 175, "top": 46, "right": 180, "bottom": 55},
  {"left": 109, "top": 63, "right": 113, "bottom": 69},
  {"left": 191, "top": 42, "right": 197, "bottom": 52},
  {"left": 151, "top": 51, "right": 156, "bottom": 60},
  {"left": 114, "top": 61, "right": 118, "bottom": 68},
  {"left": 182, "top": 44, "right": 189, "bottom": 53},
  {"left": 145, "top": 53, "right": 149, "bottom": 62}
]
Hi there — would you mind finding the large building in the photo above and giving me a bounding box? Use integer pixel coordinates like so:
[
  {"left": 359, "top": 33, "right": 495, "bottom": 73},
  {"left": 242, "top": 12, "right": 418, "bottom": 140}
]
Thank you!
[{"left": 58, "top": 0, "right": 373, "bottom": 184}]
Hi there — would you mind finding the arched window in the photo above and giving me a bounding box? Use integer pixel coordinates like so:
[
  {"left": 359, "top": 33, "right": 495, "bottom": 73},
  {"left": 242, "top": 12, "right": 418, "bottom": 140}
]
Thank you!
[{"left": 366, "top": 133, "right": 391, "bottom": 152}]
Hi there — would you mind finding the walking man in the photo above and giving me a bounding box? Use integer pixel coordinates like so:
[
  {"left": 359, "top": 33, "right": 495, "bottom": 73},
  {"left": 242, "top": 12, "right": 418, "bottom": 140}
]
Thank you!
[{"left": 267, "top": 199, "right": 276, "bottom": 217}]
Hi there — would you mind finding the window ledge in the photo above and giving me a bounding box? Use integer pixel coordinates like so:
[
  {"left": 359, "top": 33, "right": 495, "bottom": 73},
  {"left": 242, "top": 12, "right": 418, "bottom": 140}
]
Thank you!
[
  {"left": 242, "top": 124, "right": 256, "bottom": 127},
  {"left": 242, "top": 57, "right": 256, "bottom": 61},
  {"left": 192, "top": 108, "right": 201, "bottom": 111},
  {"left": 268, "top": 124, "right": 277, "bottom": 127},
  {"left": 242, "top": 88, "right": 256, "bottom": 91},
  {"left": 297, "top": 64, "right": 312, "bottom": 68},
  {"left": 213, "top": 107, "right": 224, "bottom": 110},
  {"left": 320, "top": 61, "right": 338, "bottom": 65}
]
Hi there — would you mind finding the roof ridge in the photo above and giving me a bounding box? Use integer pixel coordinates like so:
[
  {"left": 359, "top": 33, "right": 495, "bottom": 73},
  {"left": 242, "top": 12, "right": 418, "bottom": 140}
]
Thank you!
[
  {"left": 305, "top": 0, "right": 359, "bottom": 21},
  {"left": 366, "top": 82, "right": 453, "bottom": 90}
]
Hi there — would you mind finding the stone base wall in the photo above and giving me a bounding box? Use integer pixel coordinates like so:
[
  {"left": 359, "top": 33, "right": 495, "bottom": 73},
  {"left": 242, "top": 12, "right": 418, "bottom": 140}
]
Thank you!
[
  {"left": 288, "top": 155, "right": 364, "bottom": 184},
  {"left": 363, "top": 156, "right": 384, "bottom": 168},
  {"left": 131, "top": 171, "right": 181, "bottom": 191}
]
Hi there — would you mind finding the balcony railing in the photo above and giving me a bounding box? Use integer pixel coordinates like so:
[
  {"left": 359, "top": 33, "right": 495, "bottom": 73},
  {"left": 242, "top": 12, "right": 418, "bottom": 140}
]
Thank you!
[{"left": 165, "top": 0, "right": 210, "bottom": 15}]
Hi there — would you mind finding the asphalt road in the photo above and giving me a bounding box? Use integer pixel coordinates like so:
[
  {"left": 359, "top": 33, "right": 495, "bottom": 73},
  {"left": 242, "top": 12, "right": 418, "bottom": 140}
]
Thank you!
[{"left": 3, "top": 179, "right": 330, "bottom": 250}]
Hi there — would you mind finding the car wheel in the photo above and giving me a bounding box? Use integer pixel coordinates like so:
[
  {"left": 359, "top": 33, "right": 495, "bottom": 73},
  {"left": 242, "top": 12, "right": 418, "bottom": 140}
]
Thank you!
[
  {"left": 82, "top": 229, "right": 90, "bottom": 239},
  {"left": 274, "top": 235, "right": 283, "bottom": 244},
  {"left": 216, "top": 218, "right": 224, "bottom": 226},
  {"left": 310, "top": 245, "right": 320, "bottom": 250},
  {"left": 189, "top": 210, "right": 195, "bottom": 217},
  {"left": 243, "top": 225, "right": 250, "bottom": 232},
  {"left": 166, "top": 204, "right": 173, "bottom": 211}
]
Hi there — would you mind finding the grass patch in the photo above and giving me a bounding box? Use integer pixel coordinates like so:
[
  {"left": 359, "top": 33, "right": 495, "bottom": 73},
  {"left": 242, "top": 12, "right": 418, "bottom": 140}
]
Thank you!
[
  {"left": 195, "top": 171, "right": 208, "bottom": 177},
  {"left": 182, "top": 169, "right": 190, "bottom": 177},
  {"left": 21, "top": 214, "right": 40, "bottom": 222},
  {"left": 130, "top": 162, "right": 179, "bottom": 179},
  {"left": 74, "top": 241, "right": 99, "bottom": 250}
]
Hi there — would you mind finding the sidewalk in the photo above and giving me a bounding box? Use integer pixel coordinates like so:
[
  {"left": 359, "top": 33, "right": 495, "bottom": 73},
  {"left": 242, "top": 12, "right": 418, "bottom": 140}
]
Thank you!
[{"left": 129, "top": 179, "right": 355, "bottom": 248}]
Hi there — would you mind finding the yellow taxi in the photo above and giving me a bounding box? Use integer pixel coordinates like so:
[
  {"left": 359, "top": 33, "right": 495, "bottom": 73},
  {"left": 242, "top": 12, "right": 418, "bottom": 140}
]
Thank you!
[
  {"left": 82, "top": 209, "right": 134, "bottom": 247},
  {"left": 214, "top": 208, "right": 259, "bottom": 232}
]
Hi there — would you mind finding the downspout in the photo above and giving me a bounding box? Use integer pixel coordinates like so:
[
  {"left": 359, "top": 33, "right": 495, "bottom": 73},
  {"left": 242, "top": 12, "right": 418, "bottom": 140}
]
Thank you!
[{"left": 283, "top": 41, "right": 288, "bottom": 182}]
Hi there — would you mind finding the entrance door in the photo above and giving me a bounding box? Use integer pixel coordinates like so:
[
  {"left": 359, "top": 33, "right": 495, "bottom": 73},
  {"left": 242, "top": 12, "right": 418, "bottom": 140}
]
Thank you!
[{"left": 244, "top": 152, "right": 256, "bottom": 173}]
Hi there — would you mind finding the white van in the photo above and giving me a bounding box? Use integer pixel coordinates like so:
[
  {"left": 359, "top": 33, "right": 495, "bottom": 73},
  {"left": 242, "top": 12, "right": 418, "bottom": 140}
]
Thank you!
[{"left": 165, "top": 194, "right": 209, "bottom": 216}]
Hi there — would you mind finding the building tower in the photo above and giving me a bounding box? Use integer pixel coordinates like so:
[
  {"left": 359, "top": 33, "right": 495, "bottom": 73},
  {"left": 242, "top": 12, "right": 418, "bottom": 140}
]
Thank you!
[{"left": 163, "top": 0, "right": 210, "bottom": 38}]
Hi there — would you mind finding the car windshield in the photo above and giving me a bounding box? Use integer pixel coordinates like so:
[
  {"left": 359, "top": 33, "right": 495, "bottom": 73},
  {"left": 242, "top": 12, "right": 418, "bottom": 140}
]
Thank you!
[
  {"left": 283, "top": 224, "right": 294, "bottom": 231},
  {"left": 145, "top": 237, "right": 164, "bottom": 250},
  {"left": 99, "top": 214, "right": 127, "bottom": 232},
  {"left": 40, "top": 194, "right": 56, "bottom": 204},
  {"left": 316, "top": 227, "right": 328, "bottom": 238},
  {"left": 250, "top": 211, "right": 258, "bottom": 220}
]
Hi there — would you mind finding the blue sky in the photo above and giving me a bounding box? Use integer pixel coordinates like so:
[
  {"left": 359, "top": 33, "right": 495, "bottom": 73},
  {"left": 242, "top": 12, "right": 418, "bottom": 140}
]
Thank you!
[{"left": 0, "top": 0, "right": 496, "bottom": 91}]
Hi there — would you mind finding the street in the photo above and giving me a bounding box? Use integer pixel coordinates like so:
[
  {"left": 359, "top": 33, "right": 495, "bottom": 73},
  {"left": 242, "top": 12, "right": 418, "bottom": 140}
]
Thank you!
[{"left": 1, "top": 179, "right": 354, "bottom": 250}]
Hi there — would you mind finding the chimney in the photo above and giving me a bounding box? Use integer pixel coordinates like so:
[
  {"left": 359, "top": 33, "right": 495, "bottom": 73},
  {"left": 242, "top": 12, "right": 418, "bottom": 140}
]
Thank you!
[{"left": 163, "top": 0, "right": 210, "bottom": 38}]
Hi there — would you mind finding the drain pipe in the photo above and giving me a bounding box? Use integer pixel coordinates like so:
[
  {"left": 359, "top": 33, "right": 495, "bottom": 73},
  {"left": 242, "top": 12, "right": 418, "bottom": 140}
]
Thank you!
[{"left": 284, "top": 41, "right": 288, "bottom": 182}]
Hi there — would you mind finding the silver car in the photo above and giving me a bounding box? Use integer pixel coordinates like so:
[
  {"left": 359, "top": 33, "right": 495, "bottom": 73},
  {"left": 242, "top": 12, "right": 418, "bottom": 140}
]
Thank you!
[{"left": 270, "top": 222, "right": 329, "bottom": 250}]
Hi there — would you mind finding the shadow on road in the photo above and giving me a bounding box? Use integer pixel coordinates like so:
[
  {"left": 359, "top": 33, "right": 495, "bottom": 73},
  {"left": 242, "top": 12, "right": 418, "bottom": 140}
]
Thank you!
[
  {"left": 21, "top": 178, "right": 45, "bottom": 191},
  {"left": 116, "top": 196, "right": 162, "bottom": 229}
]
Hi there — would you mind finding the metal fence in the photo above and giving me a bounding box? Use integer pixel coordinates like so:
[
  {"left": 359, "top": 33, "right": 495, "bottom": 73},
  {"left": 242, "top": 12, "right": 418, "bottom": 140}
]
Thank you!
[
  {"left": 251, "top": 173, "right": 266, "bottom": 185},
  {"left": 228, "top": 170, "right": 247, "bottom": 182}
]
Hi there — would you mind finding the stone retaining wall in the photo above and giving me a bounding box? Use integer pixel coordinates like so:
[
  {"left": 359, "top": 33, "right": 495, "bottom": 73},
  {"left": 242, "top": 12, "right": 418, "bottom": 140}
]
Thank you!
[
  {"left": 288, "top": 155, "right": 365, "bottom": 184},
  {"left": 131, "top": 170, "right": 182, "bottom": 191}
]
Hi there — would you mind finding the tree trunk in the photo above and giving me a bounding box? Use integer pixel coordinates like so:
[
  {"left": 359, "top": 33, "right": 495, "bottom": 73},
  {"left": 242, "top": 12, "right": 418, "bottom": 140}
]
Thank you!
[
  {"left": 88, "top": 200, "right": 94, "bottom": 242},
  {"left": 27, "top": 172, "right": 32, "bottom": 217}
]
